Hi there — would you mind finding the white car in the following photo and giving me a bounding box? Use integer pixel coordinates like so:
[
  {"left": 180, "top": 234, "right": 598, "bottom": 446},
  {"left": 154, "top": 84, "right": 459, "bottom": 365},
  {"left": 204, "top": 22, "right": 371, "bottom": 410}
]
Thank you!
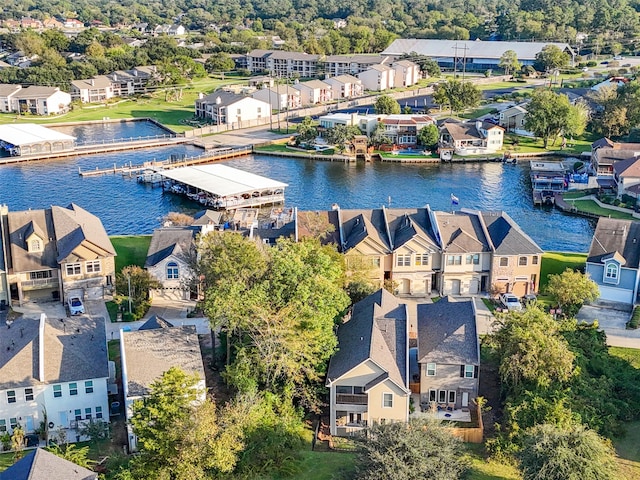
[
  {"left": 68, "top": 296, "right": 85, "bottom": 315},
  {"left": 499, "top": 293, "right": 522, "bottom": 311}
]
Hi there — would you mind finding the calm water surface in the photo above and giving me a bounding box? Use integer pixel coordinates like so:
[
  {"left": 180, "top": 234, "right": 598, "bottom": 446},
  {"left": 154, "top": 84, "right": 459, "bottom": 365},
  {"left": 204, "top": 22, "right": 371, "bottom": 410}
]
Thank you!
[{"left": 0, "top": 123, "right": 595, "bottom": 251}]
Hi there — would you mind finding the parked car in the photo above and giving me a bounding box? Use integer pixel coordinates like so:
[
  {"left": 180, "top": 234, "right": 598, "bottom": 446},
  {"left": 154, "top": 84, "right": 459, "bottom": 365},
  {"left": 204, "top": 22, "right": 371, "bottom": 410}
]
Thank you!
[
  {"left": 68, "top": 296, "right": 85, "bottom": 315},
  {"left": 499, "top": 293, "right": 523, "bottom": 311},
  {"left": 614, "top": 55, "right": 623, "bottom": 60},
  {"left": 522, "top": 293, "right": 538, "bottom": 305}
]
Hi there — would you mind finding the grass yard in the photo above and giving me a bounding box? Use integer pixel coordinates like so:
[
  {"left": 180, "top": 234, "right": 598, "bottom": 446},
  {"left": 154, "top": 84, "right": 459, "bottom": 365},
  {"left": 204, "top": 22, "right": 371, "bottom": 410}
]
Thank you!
[
  {"left": 609, "top": 346, "right": 640, "bottom": 368},
  {"left": 288, "top": 450, "right": 357, "bottom": 480},
  {"left": 562, "top": 190, "right": 593, "bottom": 200},
  {"left": 0, "top": 452, "right": 13, "bottom": 471},
  {"left": 460, "top": 106, "right": 498, "bottom": 119},
  {"left": 540, "top": 251, "right": 587, "bottom": 290},
  {"left": 466, "top": 446, "right": 522, "bottom": 480},
  {"left": 569, "top": 200, "right": 635, "bottom": 220},
  {"left": 613, "top": 420, "right": 640, "bottom": 480},
  {"left": 503, "top": 135, "right": 593, "bottom": 154},
  {"left": 110, "top": 235, "right": 152, "bottom": 272}
]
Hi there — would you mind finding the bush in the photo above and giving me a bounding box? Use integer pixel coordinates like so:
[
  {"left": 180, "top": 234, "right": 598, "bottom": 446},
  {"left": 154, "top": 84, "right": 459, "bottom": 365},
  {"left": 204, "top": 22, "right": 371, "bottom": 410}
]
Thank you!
[
  {"left": 628, "top": 307, "right": 640, "bottom": 329},
  {"left": 587, "top": 61, "right": 598, "bottom": 67}
]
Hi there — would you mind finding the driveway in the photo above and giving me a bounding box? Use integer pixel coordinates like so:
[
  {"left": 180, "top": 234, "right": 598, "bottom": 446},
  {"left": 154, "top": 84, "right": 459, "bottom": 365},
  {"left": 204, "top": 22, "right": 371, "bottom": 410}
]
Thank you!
[{"left": 576, "top": 305, "right": 640, "bottom": 348}]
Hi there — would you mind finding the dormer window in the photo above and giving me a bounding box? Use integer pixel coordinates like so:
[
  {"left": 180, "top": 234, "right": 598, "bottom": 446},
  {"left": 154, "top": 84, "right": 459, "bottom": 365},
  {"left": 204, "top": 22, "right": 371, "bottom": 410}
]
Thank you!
[
  {"left": 29, "top": 238, "right": 42, "bottom": 253},
  {"left": 604, "top": 262, "right": 619, "bottom": 283}
]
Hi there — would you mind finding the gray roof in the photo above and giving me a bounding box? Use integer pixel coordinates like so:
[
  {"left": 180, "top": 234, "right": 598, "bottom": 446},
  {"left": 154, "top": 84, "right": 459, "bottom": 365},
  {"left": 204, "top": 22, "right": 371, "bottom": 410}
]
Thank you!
[
  {"left": 0, "top": 315, "right": 108, "bottom": 389},
  {"left": 7, "top": 208, "right": 58, "bottom": 272},
  {"left": 596, "top": 147, "right": 640, "bottom": 165},
  {"left": 192, "top": 209, "right": 223, "bottom": 226},
  {"left": 145, "top": 227, "right": 195, "bottom": 267},
  {"left": 296, "top": 79, "right": 331, "bottom": 90},
  {"left": 70, "top": 75, "right": 113, "bottom": 90},
  {"left": 325, "top": 54, "right": 389, "bottom": 64},
  {"left": 0, "top": 448, "right": 97, "bottom": 480},
  {"left": 482, "top": 211, "right": 543, "bottom": 255},
  {"left": 197, "top": 90, "right": 254, "bottom": 108},
  {"left": 436, "top": 211, "right": 490, "bottom": 253},
  {"left": 417, "top": 297, "right": 479, "bottom": 365},
  {"left": 382, "top": 38, "right": 573, "bottom": 61},
  {"left": 138, "top": 315, "right": 174, "bottom": 330},
  {"left": 327, "top": 289, "right": 408, "bottom": 391},
  {"left": 340, "top": 209, "right": 391, "bottom": 252},
  {"left": 325, "top": 74, "right": 361, "bottom": 84},
  {"left": 587, "top": 218, "right": 640, "bottom": 268},
  {"left": 123, "top": 325, "right": 204, "bottom": 397},
  {"left": 0, "top": 83, "right": 21, "bottom": 97},
  {"left": 13, "top": 86, "right": 64, "bottom": 98},
  {"left": 384, "top": 208, "right": 438, "bottom": 251}
]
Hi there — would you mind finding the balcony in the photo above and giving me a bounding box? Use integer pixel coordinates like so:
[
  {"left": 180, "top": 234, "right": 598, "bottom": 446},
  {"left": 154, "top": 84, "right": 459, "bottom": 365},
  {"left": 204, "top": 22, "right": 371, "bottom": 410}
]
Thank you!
[
  {"left": 336, "top": 394, "right": 368, "bottom": 405},
  {"left": 22, "top": 277, "right": 59, "bottom": 290}
]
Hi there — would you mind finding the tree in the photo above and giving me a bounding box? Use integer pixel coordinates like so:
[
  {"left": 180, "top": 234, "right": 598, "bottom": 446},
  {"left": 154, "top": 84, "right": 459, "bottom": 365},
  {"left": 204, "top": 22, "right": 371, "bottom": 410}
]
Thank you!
[
  {"left": 356, "top": 418, "right": 470, "bottom": 480},
  {"left": 518, "top": 423, "right": 617, "bottom": 480},
  {"left": 433, "top": 80, "right": 481, "bottom": 114},
  {"left": 417, "top": 124, "right": 439, "bottom": 150},
  {"left": 499, "top": 50, "right": 521, "bottom": 76},
  {"left": 47, "top": 443, "right": 95, "bottom": 469},
  {"left": 374, "top": 94, "right": 401, "bottom": 114},
  {"left": 11, "top": 426, "right": 24, "bottom": 462},
  {"left": 545, "top": 268, "right": 599, "bottom": 317},
  {"left": 115, "top": 265, "right": 161, "bottom": 320},
  {"left": 524, "top": 90, "right": 576, "bottom": 148},
  {"left": 564, "top": 101, "right": 589, "bottom": 139},
  {"left": 326, "top": 124, "right": 361, "bottom": 153},
  {"left": 204, "top": 52, "right": 235, "bottom": 73},
  {"left": 295, "top": 116, "right": 318, "bottom": 145},
  {"left": 534, "top": 45, "right": 570, "bottom": 72}
]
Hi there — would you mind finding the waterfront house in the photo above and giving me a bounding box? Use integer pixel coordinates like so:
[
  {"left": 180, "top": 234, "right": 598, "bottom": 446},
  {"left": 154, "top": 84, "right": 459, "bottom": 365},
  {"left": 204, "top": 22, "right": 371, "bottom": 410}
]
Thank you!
[
  {"left": 251, "top": 84, "right": 302, "bottom": 111},
  {"left": 318, "top": 113, "right": 379, "bottom": 136},
  {"left": 0, "top": 84, "right": 22, "bottom": 112},
  {"left": 0, "top": 313, "right": 109, "bottom": 442},
  {"left": 439, "top": 120, "right": 504, "bottom": 156},
  {"left": 481, "top": 211, "right": 543, "bottom": 297},
  {"left": 379, "top": 114, "right": 436, "bottom": 147},
  {"left": 591, "top": 137, "right": 640, "bottom": 176},
  {"left": 357, "top": 64, "right": 396, "bottom": 91},
  {"left": 145, "top": 228, "right": 196, "bottom": 300},
  {"left": 292, "top": 79, "right": 333, "bottom": 105},
  {"left": 392, "top": 59, "right": 421, "bottom": 87},
  {"left": 590, "top": 76, "right": 629, "bottom": 92},
  {"left": 1, "top": 203, "right": 116, "bottom": 306},
  {"left": 120, "top": 324, "right": 206, "bottom": 451},
  {"left": 107, "top": 66, "right": 157, "bottom": 96},
  {"left": 326, "top": 289, "right": 410, "bottom": 436},
  {"left": 613, "top": 157, "right": 640, "bottom": 199},
  {"left": 70, "top": 76, "right": 115, "bottom": 103},
  {"left": 417, "top": 297, "right": 479, "bottom": 412},
  {"left": 586, "top": 218, "right": 640, "bottom": 305},
  {"left": 324, "top": 74, "right": 363, "bottom": 99},
  {"left": 10, "top": 86, "right": 71, "bottom": 115},
  {"left": 498, "top": 102, "right": 529, "bottom": 133},
  {"left": 0, "top": 448, "right": 98, "bottom": 480},
  {"left": 194, "top": 91, "right": 271, "bottom": 127}
]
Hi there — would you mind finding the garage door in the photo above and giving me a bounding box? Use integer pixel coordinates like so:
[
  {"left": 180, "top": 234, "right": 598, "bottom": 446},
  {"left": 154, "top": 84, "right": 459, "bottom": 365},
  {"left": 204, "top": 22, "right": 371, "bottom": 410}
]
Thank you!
[{"left": 598, "top": 285, "right": 633, "bottom": 304}]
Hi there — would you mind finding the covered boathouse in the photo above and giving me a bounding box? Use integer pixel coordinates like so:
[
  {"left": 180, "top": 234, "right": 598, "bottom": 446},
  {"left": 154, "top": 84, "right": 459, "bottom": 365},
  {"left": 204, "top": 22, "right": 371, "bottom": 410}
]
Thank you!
[
  {"left": 161, "top": 164, "right": 288, "bottom": 209},
  {"left": 0, "top": 123, "right": 76, "bottom": 156}
]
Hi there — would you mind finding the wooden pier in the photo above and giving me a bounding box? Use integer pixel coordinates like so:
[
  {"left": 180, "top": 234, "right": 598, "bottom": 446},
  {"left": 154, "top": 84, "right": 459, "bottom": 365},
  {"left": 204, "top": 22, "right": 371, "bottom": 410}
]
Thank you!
[{"left": 78, "top": 146, "right": 252, "bottom": 177}]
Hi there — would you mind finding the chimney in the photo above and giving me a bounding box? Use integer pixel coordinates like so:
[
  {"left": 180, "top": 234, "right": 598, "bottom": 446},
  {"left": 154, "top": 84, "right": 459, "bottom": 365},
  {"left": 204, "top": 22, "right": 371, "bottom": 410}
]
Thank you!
[
  {"left": 216, "top": 96, "right": 221, "bottom": 104},
  {"left": 475, "top": 120, "right": 482, "bottom": 132},
  {"left": 198, "top": 92, "right": 204, "bottom": 100},
  {"left": 90, "top": 79, "right": 94, "bottom": 86},
  {"left": 38, "top": 313, "right": 46, "bottom": 381}
]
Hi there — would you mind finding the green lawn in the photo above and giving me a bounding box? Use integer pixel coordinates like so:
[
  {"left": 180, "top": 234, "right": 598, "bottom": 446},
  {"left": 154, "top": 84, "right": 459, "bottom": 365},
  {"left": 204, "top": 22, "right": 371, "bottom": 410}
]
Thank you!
[
  {"left": 569, "top": 200, "right": 635, "bottom": 220},
  {"left": 460, "top": 106, "right": 498, "bottom": 119},
  {"left": 466, "top": 444, "right": 521, "bottom": 480},
  {"left": 0, "top": 452, "right": 12, "bottom": 471},
  {"left": 286, "top": 450, "right": 357, "bottom": 480},
  {"left": 562, "top": 191, "right": 593, "bottom": 200},
  {"left": 503, "top": 135, "right": 593, "bottom": 155},
  {"left": 110, "top": 235, "right": 152, "bottom": 272},
  {"left": 540, "top": 252, "right": 587, "bottom": 290},
  {"left": 613, "top": 420, "right": 640, "bottom": 480}
]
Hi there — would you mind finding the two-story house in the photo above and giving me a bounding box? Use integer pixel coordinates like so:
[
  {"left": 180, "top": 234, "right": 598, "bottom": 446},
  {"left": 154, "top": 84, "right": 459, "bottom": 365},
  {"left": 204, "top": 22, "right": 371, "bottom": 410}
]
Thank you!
[
  {"left": 251, "top": 85, "right": 302, "bottom": 111},
  {"left": 586, "top": 218, "right": 640, "bottom": 305},
  {"left": 292, "top": 79, "right": 333, "bottom": 106},
  {"left": 70, "top": 76, "right": 115, "bottom": 103},
  {"left": 357, "top": 64, "right": 395, "bottom": 91},
  {"left": 10, "top": 86, "right": 71, "bottom": 115},
  {"left": 0, "top": 314, "right": 109, "bottom": 441},
  {"left": 326, "top": 289, "right": 409, "bottom": 436},
  {"left": 379, "top": 114, "right": 436, "bottom": 147},
  {"left": 2, "top": 203, "right": 116, "bottom": 305},
  {"left": 145, "top": 228, "right": 195, "bottom": 300},
  {"left": 194, "top": 91, "right": 271, "bottom": 126},
  {"left": 324, "top": 74, "right": 363, "bottom": 99},
  {"left": 440, "top": 120, "right": 504, "bottom": 156}
]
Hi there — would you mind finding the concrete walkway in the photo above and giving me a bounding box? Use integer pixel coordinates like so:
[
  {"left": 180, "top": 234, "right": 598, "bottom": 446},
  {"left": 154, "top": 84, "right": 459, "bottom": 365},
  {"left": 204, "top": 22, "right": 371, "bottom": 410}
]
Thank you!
[{"left": 576, "top": 304, "right": 640, "bottom": 349}]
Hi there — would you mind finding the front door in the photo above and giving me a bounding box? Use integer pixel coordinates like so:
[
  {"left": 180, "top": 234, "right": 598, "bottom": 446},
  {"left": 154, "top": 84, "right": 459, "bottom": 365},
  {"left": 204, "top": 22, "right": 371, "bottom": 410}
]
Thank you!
[
  {"left": 451, "top": 279, "right": 461, "bottom": 295},
  {"left": 462, "top": 392, "right": 469, "bottom": 407},
  {"left": 58, "top": 411, "right": 68, "bottom": 429},
  {"left": 25, "top": 416, "right": 34, "bottom": 433}
]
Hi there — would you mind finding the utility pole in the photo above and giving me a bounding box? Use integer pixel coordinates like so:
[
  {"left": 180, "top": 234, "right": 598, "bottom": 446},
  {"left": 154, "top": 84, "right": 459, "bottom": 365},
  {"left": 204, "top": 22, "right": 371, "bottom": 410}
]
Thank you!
[
  {"left": 461, "top": 43, "right": 469, "bottom": 82},
  {"left": 453, "top": 43, "right": 458, "bottom": 77}
]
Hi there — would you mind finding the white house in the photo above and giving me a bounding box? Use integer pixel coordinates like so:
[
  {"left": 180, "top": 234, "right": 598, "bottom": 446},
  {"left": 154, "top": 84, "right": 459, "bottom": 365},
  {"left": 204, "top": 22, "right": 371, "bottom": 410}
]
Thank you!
[
  {"left": 0, "top": 314, "right": 109, "bottom": 441},
  {"left": 379, "top": 114, "right": 436, "bottom": 146},
  {"left": 324, "top": 74, "right": 363, "bottom": 99},
  {"left": 251, "top": 85, "right": 302, "bottom": 111},
  {"left": 0, "top": 84, "right": 22, "bottom": 113},
  {"left": 357, "top": 64, "right": 396, "bottom": 91},
  {"left": 195, "top": 91, "right": 271, "bottom": 126},
  {"left": 70, "top": 76, "right": 115, "bottom": 103},
  {"left": 10, "top": 86, "right": 71, "bottom": 115},
  {"left": 292, "top": 79, "right": 333, "bottom": 105},
  {"left": 120, "top": 323, "right": 206, "bottom": 452},
  {"left": 393, "top": 60, "right": 421, "bottom": 87},
  {"left": 318, "top": 113, "right": 380, "bottom": 135},
  {"left": 145, "top": 228, "right": 195, "bottom": 300}
]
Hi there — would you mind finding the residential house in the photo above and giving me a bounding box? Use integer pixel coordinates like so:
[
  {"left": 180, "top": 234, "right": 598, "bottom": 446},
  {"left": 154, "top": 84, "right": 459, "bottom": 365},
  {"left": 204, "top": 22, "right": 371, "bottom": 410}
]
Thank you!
[
  {"left": 586, "top": 218, "right": 640, "bottom": 304},
  {"left": 318, "top": 113, "right": 379, "bottom": 135},
  {"left": 292, "top": 79, "right": 333, "bottom": 105},
  {"left": 2, "top": 203, "right": 116, "bottom": 305},
  {"left": 63, "top": 18, "right": 84, "bottom": 29},
  {"left": 43, "top": 17, "right": 64, "bottom": 29},
  {"left": 0, "top": 314, "right": 109, "bottom": 440},
  {"left": 154, "top": 24, "right": 185, "bottom": 35},
  {"left": 392, "top": 59, "right": 421, "bottom": 88},
  {"left": 417, "top": 297, "right": 479, "bottom": 411},
  {"left": 10, "top": 86, "right": 71, "bottom": 115},
  {"left": 323, "top": 54, "right": 391, "bottom": 77},
  {"left": 0, "top": 84, "right": 22, "bottom": 112},
  {"left": 324, "top": 74, "right": 363, "bottom": 99},
  {"left": 251, "top": 84, "right": 302, "bottom": 111},
  {"left": 0, "top": 448, "right": 98, "bottom": 480},
  {"left": 590, "top": 76, "right": 629, "bottom": 92},
  {"left": 434, "top": 210, "right": 492, "bottom": 296},
  {"left": 107, "top": 66, "right": 157, "bottom": 96},
  {"left": 591, "top": 138, "right": 640, "bottom": 176},
  {"left": 379, "top": 114, "right": 436, "bottom": 146},
  {"left": 248, "top": 76, "right": 275, "bottom": 89},
  {"left": 245, "top": 49, "right": 319, "bottom": 77},
  {"left": 357, "top": 64, "right": 396, "bottom": 91},
  {"left": 20, "top": 17, "right": 43, "bottom": 29},
  {"left": 326, "top": 289, "right": 410, "bottom": 436},
  {"left": 6, "top": 51, "right": 37, "bottom": 67},
  {"left": 498, "top": 103, "right": 529, "bottom": 132},
  {"left": 332, "top": 18, "right": 348, "bottom": 29},
  {"left": 70, "top": 76, "right": 115, "bottom": 103},
  {"left": 195, "top": 91, "right": 271, "bottom": 126},
  {"left": 145, "top": 228, "right": 195, "bottom": 300},
  {"left": 613, "top": 157, "right": 640, "bottom": 199},
  {"left": 439, "top": 120, "right": 504, "bottom": 155},
  {"left": 481, "top": 211, "right": 543, "bottom": 296},
  {"left": 120, "top": 324, "right": 206, "bottom": 451},
  {"left": 4, "top": 20, "right": 20, "bottom": 32}
]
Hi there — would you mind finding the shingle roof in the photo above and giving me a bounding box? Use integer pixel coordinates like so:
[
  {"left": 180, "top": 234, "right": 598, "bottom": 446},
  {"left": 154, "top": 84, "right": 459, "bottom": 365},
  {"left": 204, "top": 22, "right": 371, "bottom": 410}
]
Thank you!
[
  {"left": 70, "top": 75, "right": 113, "bottom": 90},
  {"left": 417, "top": 297, "right": 479, "bottom": 365},
  {"left": 340, "top": 209, "right": 391, "bottom": 252},
  {"left": 145, "top": 228, "right": 194, "bottom": 267},
  {"left": 138, "top": 315, "right": 174, "bottom": 330},
  {"left": 326, "top": 74, "right": 361, "bottom": 84},
  {"left": 13, "top": 86, "right": 64, "bottom": 98},
  {"left": 0, "top": 448, "right": 97, "bottom": 480},
  {"left": 123, "top": 325, "right": 205, "bottom": 397},
  {"left": 384, "top": 208, "right": 438, "bottom": 251},
  {"left": 7, "top": 208, "right": 58, "bottom": 272},
  {"left": 587, "top": 218, "right": 640, "bottom": 268},
  {"left": 198, "top": 90, "right": 253, "bottom": 107},
  {"left": 481, "top": 211, "right": 543, "bottom": 255},
  {"left": 592, "top": 137, "right": 615, "bottom": 149},
  {"left": 0, "top": 315, "right": 108, "bottom": 389},
  {"left": 297, "top": 79, "right": 331, "bottom": 90},
  {"left": 436, "top": 211, "right": 490, "bottom": 253},
  {"left": 0, "top": 83, "right": 21, "bottom": 97},
  {"left": 613, "top": 157, "right": 640, "bottom": 178},
  {"left": 327, "top": 289, "right": 408, "bottom": 391},
  {"left": 192, "top": 209, "right": 223, "bottom": 226}
]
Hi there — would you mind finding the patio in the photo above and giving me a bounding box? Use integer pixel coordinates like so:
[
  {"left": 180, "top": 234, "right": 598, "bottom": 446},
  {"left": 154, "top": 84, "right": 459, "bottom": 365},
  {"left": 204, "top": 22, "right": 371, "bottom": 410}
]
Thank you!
[{"left": 410, "top": 394, "right": 472, "bottom": 422}]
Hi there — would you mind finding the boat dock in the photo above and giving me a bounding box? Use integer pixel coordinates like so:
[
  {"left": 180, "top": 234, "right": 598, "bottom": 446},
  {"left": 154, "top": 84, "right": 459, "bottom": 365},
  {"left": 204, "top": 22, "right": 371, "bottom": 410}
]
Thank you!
[{"left": 78, "top": 146, "right": 252, "bottom": 177}]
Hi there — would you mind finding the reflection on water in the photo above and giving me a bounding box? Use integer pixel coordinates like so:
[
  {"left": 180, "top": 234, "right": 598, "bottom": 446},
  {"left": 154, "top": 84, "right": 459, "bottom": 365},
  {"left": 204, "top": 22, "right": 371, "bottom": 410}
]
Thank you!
[
  {"left": 51, "top": 120, "right": 172, "bottom": 145},
  {"left": 0, "top": 143, "right": 595, "bottom": 252}
]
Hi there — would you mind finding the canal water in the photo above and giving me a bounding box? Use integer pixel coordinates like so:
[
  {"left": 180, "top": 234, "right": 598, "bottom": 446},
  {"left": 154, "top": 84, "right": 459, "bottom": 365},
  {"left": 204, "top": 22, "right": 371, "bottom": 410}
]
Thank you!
[
  {"left": 0, "top": 123, "right": 595, "bottom": 252},
  {"left": 51, "top": 120, "right": 173, "bottom": 145}
]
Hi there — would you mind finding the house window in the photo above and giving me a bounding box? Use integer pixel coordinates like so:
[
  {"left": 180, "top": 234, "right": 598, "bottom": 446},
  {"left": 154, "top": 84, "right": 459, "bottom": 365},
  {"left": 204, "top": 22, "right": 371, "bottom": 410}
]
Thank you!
[
  {"left": 7, "top": 391, "right": 16, "bottom": 403},
  {"left": 396, "top": 254, "right": 411, "bottom": 267},
  {"left": 85, "top": 408, "right": 92, "bottom": 420},
  {"left": 448, "top": 390, "right": 456, "bottom": 404},
  {"left": 438, "top": 390, "right": 446, "bottom": 403},
  {"left": 348, "top": 413, "right": 362, "bottom": 425},
  {"left": 85, "top": 260, "right": 101, "bottom": 273},
  {"left": 353, "top": 386, "right": 364, "bottom": 394},
  {"left": 85, "top": 381, "right": 93, "bottom": 394},
  {"left": 429, "top": 390, "right": 436, "bottom": 402},
  {"left": 447, "top": 255, "right": 462, "bottom": 266},
  {"left": 69, "top": 383, "right": 78, "bottom": 396},
  {"left": 383, "top": 393, "right": 393, "bottom": 408},
  {"left": 167, "top": 262, "right": 179, "bottom": 279},
  {"left": 336, "top": 386, "right": 351, "bottom": 394},
  {"left": 30, "top": 239, "right": 41, "bottom": 252},
  {"left": 605, "top": 263, "right": 619, "bottom": 280},
  {"left": 0, "top": 420, "right": 5, "bottom": 433},
  {"left": 532, "top": 256, "right": 539, "bottom": 265},
  {"left": 66, "top": 263, "right": 81, "bottom": 276},
  {"left": 29, "top": 270, "right": 52, "bottom": 280},
  {"left": 96, "top": 406, "right": 103, "bottom": 419},
  {"left": 519, "top": 257, "right": 528, "bottom": 266},
  {"left": 426, "top": 363, "right": 436, "bottom": 376},
  {"left": 415, "top": 254, "right": 429, "bottom": 266},
  {"left": 372, "top": 257, "right": 381, "bottom": 268},
  {"left": 53, "top": 384, "right": 62, "bottom": 398},
  {"left": 464, "top": 365, "right": 475, "bottom": 378},
  {"left": 466, "top": 254, "right": 479, "bottom": 265},
  {"left": 499, "top": 257, "right": 509, "bottom": 267},
  {"left": 9, "top": 418, "right": 17, "bottom": 430},
  {"left": 24, "top": 388, "right": 33, "bottom": 401},
  {"left": 74, "top": 409, "right": 82, "bottom": 421}
]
